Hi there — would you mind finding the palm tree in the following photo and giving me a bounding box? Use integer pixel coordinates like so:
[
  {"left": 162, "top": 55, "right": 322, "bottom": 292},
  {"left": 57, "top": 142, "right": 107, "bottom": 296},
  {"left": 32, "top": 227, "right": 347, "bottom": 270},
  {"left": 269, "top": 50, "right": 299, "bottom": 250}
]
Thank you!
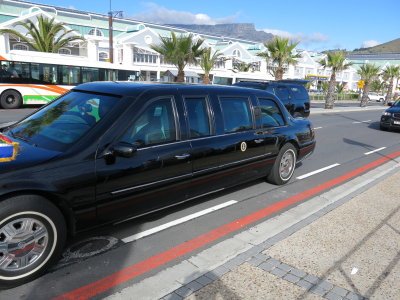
[
  {"left": 199, "top": 48, "right": 222, "bottom": 84},
  {"left": 358, "top": 64, "right": 381, "bottom": 107},
  {"left": 151, "top": 32, "right": 205, "bottom": 82},
  {"left": 0, "top": 15, "right": 84, "bottom": 53},
  {"left": 381, "top": 65, "right": 400, "bottom": 105},
  {"left": 318, "top": 51, "right": 353, "bottom": 109},
  {"left": 257, "top": 37, "right": 301, "bottom": 80}
]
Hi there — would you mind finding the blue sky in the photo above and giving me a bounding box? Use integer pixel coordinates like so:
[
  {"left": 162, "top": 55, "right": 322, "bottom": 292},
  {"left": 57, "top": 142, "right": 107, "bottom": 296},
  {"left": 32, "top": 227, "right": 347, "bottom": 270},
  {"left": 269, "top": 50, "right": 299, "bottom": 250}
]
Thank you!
[{"left": 32, "top": 0, "right": 399, "bottom": 51}]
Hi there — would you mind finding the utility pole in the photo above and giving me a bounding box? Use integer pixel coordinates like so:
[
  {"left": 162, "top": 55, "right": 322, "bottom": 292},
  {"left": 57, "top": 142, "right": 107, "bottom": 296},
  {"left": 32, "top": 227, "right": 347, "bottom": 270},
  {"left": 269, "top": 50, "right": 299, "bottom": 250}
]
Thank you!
[{"left": 108, "top": 0, "right": 122, "bottom": 64}]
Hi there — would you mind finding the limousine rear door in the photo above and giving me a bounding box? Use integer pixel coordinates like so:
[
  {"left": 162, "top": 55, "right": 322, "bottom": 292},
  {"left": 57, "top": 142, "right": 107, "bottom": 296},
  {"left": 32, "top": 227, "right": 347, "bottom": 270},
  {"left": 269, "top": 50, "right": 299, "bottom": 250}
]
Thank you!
[
  {"left": 187, "top": 94, "right": 273, "bottom": 196},
  {"left": 95, "top": 91, "right": 193, "bottom": 224}
]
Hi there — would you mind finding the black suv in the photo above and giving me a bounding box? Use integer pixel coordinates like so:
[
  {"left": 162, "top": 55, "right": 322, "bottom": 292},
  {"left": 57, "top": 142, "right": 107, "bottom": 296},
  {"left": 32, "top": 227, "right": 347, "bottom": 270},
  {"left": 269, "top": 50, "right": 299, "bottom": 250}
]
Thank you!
[{"left": 233, "top": 80, "right": 310, "bottom": 118}]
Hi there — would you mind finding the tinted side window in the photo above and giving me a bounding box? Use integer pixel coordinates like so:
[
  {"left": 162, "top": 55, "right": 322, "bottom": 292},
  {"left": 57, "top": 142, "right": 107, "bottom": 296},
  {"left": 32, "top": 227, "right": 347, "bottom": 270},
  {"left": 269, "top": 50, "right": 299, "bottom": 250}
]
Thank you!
[
  {"left": 184, "top": 97, "right": 211, "bottom": 138},
  {"left": 275, "top": 86, "right": 290, "bottom": 102},
  {"left": 259, "top": 98, "right": 285, "bottom": 127},
  {"left": 220, "top": 97, "right": 252, "bottom": 133},
  {"left": 290, "top": 86, "right": 309, "bottom": 100},
  {"left": 121, "top": 98, "right": 176, "bottom": 147}
]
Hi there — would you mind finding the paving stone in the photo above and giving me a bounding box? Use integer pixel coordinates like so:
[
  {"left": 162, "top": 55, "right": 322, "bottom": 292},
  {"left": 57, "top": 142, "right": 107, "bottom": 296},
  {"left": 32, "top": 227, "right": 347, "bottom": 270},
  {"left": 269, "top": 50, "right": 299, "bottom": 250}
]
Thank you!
[
  {"left": 331, "top": 286, "right": 349, "bottom": 297},
  {"left": 270, "top": 267, "right": 287, "bottom": 278},
  {"left": 316, "top": 280, "right": 334, "bottom": 291},
  {"left": 248, "top": 257, "right": 264, "bottom": 266},
  {"left": 265, "top": 257, "right": 281, "bottom": 267},
  {"left": 345, "top": 292, "right": 365, "bottom": 300},
  {"left": 296, "top": 279, "right": 314, "bottom": 290},
  {"left": 278, "top": 262, "right": 293, "bottom": 272},
  {"left": 161, "top": 293, "right": 183, "bottom": 300},
  {"left": 259, "top": 261, "right": 276, "bottom": 272},
  {"left": 204, "top": 271, "right": 219, "bottom": 281},
  {"left": 212, "top": 265, "right": 230, "bottom": 277},
  {"left": 326, "top": 291, "right": 343, "bottom": 300},
  {"left": 174, "top": 286, "right": 192, "bottom": 298},
  {"left": 310, "top": 285, "right": 327, "bottom": 297},
  {"left": 304, "top": 274, "right": 320, "bottom": 284},
  {"left": 289, "top": 268, "right": 307, "bottom": 278},
  {"left": 195, "top": 275, "right": 214, "bottom": 286},
  {"left": 254, "top": 253, "right": 270, "bottom": 261},
  {"left": 283, "top": 273, "right": 300, "bottom": 283},
  {"left": 185, "top": 280, "right": 203, "bottom": 292}
]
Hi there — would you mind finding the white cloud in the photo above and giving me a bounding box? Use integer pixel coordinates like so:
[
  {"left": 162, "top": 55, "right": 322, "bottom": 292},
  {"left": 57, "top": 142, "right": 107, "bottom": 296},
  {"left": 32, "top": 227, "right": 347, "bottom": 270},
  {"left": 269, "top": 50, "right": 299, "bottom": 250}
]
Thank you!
[
  {"left": 361, "top": 40, "right": 380, "bottom": 48},
  {"left": 262, "top": 28, "right": 329, "bottom": 46},
  {"left": 129, "top": 3, "right": 239, "bottom": 25}
]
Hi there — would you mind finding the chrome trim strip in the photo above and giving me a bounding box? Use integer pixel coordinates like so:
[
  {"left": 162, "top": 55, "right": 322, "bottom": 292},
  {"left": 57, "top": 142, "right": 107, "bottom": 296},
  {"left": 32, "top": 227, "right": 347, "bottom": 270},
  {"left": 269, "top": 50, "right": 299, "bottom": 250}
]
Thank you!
[
  {"left": 111, "top": 154, "right": 270, "bottom": 195},
  {"left": 111, "top": 173, "right": 192, "bottom": 195}
]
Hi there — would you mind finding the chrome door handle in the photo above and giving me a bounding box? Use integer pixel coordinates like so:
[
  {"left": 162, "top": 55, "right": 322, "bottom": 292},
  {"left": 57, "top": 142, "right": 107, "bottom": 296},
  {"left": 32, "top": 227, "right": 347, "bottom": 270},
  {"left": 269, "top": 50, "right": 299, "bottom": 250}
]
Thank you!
[
  {"left": 175, "top": 153, "right": 191, "bottom": 160},
  {"left": 254, "top": 139, "right": 264, "bottom": 144}
]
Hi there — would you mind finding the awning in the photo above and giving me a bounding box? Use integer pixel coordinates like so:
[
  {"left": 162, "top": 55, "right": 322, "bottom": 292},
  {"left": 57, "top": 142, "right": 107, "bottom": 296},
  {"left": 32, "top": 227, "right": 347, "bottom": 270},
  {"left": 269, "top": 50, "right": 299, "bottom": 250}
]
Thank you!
[{"left": 167, "top": 70, "right": 199, "bottom": 78}]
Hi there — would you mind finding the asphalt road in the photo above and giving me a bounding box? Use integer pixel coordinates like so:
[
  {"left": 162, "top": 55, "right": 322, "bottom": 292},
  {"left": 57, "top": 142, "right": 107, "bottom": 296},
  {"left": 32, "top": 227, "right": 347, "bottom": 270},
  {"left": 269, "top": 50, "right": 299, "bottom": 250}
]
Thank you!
[{"left": 1, "top": 107, "right": 399, "bottom": 299}]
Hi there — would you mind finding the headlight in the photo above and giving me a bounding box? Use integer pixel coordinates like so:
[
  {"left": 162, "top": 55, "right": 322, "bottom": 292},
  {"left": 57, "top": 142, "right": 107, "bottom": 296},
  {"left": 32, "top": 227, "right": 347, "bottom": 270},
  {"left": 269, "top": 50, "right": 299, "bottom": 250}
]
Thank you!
[{"left": 382, "top": 112, "right": 392, "bottom": 116}]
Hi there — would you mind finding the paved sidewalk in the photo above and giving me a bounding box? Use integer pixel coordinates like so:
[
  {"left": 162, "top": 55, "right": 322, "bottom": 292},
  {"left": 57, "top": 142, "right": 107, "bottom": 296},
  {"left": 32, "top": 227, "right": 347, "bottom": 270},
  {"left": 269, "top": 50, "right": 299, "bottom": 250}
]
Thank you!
[{"left": 158, "top": 166, "right": 400, "bottom": 300}]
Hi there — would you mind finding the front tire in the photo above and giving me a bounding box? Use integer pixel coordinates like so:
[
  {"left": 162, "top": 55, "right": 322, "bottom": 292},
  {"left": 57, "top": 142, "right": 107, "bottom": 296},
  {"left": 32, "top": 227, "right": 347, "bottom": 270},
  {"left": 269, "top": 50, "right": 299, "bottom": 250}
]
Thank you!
[
  {"left": 0, "top": 90, "right": 22, "bottom": 109},
  {"left": 0, "top": 195, "right": 66, "bottom": 288},
  {"left": 268, "top": 143, "right": 297, "bottom": 185}
]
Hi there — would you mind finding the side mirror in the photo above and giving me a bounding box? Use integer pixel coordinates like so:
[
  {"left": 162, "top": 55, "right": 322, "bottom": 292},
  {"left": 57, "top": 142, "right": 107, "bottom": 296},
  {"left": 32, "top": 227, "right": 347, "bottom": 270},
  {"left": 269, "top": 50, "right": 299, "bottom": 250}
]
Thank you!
[
  {"left": 112, "top": 142, "right": 138, "bottom": 158},
  {"left": 388, "top": 102, "right": 393, "bottom": 107}
]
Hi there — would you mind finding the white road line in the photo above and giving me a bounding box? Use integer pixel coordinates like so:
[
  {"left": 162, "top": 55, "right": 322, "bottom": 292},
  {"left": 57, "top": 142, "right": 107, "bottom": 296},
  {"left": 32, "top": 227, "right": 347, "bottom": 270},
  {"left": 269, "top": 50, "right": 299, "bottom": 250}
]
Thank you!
[
  {"left": 364, "top": 147, "right": 386, "bottom": 155},
  {"left": 314, "top": 127, "right": 323, "bottom": 130},
  {"left": 352, "top": 120, "right": 371, "bottom": 124},
  {"left": 296, "top": 163, "right": 341, "bottom": 180},
  {"left": 121, "top": 200, "right": 238, "bottom": 243}
]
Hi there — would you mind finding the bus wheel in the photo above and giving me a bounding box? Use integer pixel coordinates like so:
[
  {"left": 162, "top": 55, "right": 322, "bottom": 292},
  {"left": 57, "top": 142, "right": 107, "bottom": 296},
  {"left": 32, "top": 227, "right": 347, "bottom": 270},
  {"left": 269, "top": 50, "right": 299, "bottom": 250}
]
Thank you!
[{"left": 0, "top": 90, "right": 22, "bottom": 109}]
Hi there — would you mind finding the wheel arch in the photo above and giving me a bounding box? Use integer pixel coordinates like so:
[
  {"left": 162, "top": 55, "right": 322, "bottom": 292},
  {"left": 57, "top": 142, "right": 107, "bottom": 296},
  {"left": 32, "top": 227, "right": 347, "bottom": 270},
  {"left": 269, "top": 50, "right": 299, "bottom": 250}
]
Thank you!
[{"left": 0, "top": 190, "right": 76, "bottom": 236}]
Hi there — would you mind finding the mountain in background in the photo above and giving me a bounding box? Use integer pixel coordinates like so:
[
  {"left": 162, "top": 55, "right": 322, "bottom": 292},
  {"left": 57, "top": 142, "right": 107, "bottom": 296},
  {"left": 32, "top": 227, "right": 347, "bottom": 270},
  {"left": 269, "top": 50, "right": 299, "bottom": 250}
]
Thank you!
[
  {"left": 352, "top": 38, "right": 400, "bottom": 53},
  {"left": 165, "top": 23, "right": 274, "bottom": 43}
]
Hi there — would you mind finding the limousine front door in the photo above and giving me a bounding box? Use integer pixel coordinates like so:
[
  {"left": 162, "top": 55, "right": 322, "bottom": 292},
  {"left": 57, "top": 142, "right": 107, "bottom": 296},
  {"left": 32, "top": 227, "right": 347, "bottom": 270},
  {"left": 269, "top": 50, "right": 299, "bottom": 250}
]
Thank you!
[{"left": 95, "top": 96, "right": 193, "bottom": 224}]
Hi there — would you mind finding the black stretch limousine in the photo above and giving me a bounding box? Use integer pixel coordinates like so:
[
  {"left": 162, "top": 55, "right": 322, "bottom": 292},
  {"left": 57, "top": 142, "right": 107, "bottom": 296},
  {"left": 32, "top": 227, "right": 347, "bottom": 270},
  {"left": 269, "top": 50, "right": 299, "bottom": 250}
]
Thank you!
[{"left": 0, "top": 82, "right": 315, "bottom": 287}]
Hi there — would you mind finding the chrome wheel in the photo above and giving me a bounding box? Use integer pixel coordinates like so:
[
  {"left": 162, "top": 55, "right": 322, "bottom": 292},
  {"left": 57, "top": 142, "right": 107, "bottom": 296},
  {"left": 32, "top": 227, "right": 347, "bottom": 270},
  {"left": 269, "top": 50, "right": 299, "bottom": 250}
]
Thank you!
[
  {"left": 0, "top": 218, "right": 49, "bottom": 272},
  {"left": 279, "top": 149, "right": 295, "bottom": 180}
]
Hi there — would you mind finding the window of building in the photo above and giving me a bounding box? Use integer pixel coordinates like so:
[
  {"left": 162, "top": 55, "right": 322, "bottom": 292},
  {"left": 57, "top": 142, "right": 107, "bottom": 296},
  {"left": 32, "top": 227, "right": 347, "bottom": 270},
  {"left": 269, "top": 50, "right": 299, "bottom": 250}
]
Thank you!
[
  {"left": 219, "top": 97, "right": 252, "bottom": 133},
  {"left": 258, "top": 98, "right": 285, "bottom": 127},
  {"left": 13, "top": 44, "right": 28, "bottom": 51},
  {"left": 121, "top": 98, "right": 177, "bottom": 147},
  {"left": 232, "top": 49, "right": 242, "bottom": 58},
  {"left": 184, "top": 97, "right": 211, "bottom": 138},
  {"left": 88, "top": 28, "right": 103, "bottom": 37},
  {"left": 58, "top": 48, "right": 71, "bottom": 55},
  {"left": 99, "top": 52, "right": 109, "bottom": 62}
]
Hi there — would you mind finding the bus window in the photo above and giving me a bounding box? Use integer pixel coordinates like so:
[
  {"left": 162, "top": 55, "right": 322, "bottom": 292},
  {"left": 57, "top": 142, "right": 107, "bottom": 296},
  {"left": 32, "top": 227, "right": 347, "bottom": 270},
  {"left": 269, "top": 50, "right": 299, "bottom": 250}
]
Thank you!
[
  {"left": 82, "top": 67, "right": 100, "bottom": 83},
  {"left": 60, "top": 65, "right": 81, "bottom": 85}
]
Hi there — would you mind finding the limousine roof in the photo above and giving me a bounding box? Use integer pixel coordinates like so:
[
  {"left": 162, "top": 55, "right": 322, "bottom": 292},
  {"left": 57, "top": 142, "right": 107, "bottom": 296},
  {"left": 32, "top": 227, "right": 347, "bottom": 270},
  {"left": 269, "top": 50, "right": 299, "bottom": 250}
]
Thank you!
[{"left": 72, "top": 81, "right": 275, "bottom": 98}]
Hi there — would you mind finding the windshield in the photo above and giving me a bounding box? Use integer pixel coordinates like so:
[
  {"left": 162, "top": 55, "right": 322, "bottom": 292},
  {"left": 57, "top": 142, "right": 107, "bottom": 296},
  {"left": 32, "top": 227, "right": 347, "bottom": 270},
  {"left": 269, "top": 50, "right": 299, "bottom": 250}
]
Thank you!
[
  {"left": 4, "top": 91, "right": 120, "bottom": 152},
  {"left": 392, "top": 100, "right": 400, "bottom": 107}
]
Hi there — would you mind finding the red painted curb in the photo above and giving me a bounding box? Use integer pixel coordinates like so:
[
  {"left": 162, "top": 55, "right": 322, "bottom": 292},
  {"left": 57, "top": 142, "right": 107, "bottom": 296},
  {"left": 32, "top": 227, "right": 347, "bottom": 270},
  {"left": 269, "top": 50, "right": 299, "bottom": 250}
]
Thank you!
[{"left": 55, "top": 150, "right": 400, "bottom": 300}]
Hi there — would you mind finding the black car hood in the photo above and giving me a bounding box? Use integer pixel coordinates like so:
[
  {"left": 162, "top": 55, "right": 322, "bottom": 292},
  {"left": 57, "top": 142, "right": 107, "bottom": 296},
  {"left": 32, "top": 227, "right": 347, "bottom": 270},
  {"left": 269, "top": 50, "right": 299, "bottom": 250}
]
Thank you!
[
  {"left": 0, "top": 135, "right": 62, "bottom": 174},
  {"left": 386, "top": 106, "right": 400, "bottom": 113}
]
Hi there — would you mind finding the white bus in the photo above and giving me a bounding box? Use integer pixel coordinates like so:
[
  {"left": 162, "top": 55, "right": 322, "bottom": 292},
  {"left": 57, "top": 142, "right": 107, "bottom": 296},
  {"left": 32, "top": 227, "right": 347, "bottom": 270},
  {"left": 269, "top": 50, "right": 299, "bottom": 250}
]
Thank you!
[{"left": 0, "top": 56, "right": 139, "bottom": 109}]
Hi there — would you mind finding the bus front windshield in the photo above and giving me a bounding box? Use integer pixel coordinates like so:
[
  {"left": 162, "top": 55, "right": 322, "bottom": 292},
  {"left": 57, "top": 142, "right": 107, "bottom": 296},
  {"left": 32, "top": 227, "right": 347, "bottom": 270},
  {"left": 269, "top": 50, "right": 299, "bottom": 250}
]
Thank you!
[{"left": 4, "top": 91, "right": 120, "bottom": 152}]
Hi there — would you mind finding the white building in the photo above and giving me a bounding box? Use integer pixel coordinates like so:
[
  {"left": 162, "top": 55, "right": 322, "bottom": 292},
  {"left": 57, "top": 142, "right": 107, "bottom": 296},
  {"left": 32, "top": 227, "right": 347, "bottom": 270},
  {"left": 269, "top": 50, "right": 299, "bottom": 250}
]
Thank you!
[{"left": 0, "top": 0, "right": 361, "bottom": 90}]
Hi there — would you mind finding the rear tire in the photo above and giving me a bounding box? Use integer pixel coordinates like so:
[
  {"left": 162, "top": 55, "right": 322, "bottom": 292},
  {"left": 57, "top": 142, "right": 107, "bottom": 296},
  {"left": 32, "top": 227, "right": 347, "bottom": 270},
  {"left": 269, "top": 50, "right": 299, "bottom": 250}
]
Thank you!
[
  {"left": 267, "top": 143, "right": 297, "bottom": 185},
  {"left": 0, "top": 195, "right": 66, "bottom": 288},
  {"left": 0, "top": 90, "right": 22, "bottom": 109}
]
